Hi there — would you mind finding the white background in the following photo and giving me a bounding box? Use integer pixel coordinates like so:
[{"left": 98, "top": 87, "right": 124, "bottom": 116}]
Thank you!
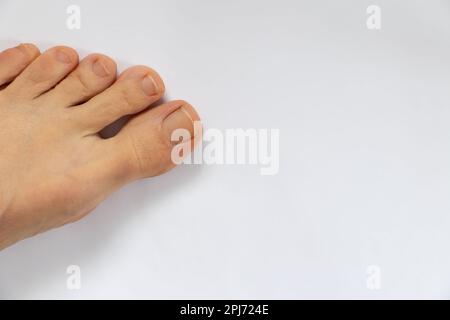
[{"left": 1, "top": 0, "right": 450, "bottom": 299}]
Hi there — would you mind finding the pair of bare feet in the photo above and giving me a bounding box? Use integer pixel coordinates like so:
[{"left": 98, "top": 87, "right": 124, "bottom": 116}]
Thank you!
[{"left": 0, "top": 43, "right": 201, "bottom": 250}]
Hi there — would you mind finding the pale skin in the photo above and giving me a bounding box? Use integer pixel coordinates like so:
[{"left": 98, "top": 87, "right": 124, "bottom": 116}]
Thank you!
[{"left": 0, "top": 43, "right": 201, "bottom": 250}]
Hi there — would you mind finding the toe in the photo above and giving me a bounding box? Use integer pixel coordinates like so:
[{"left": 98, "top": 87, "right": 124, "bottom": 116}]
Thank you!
[
  {"left": 40, "top": 54, "right": 117, "bottom": 107},
  {"left": 5, "top": 46, "right": 78, "bottom": 99},
  {"left": 72, "top": 65, "right": 165, "bottom": 133},
  {"left": 108, "top": 100, "right": 201, "bottom": 179},
  {"left": 0, "top": 43, "right": 40, "bottom": 87}
]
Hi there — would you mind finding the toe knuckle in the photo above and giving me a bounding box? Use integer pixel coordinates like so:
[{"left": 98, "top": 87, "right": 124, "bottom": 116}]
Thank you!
[
  {"left": 117, "top": 87, "right": 138, "bottom": 113},
  {"left": 127, "top": 133, "right": 174, "bottom": 177},
  {"left": 73, "top": 72, "right": 92, "bottom": 97}
]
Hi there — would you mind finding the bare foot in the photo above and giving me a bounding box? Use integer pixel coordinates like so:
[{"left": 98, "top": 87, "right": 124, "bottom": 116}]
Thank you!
[{"left": 0, "top": 44, "right": 200, "bottom": 250}]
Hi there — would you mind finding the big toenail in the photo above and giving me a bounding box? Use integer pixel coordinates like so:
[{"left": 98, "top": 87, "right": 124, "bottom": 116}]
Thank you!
[
  {"left": 163, "top": 106, "right": 194, "bottom": 144},
  {"left": 92, "top": 59, "right": 110, "bottom": 77},
  {"left": 56, "top": 50, "right": 72, "bottom": 64},
  {"left": 141, "top": 75, "right": 159, "bottom": 96}
]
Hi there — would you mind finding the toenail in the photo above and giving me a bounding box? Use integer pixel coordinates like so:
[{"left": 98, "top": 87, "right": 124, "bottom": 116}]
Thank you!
[
  {"left": 92, "top": 59, "right": 110, "bottom": 77},
  {"left": 16, "top": 43, "right": 37, "bottom": 57},
  {"left": 55, "top": 50, "right": 72, "bottom": 64},
  {"left": 141, "top": 75, "right": 159, "bottom": 96},
  {"left": 162, "top": 106, "right": 195, "bottom": 144}
]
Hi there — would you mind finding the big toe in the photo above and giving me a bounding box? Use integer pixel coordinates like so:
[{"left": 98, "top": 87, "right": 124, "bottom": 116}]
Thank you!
[{"left": 109, "top": 100, "right": 201, "bottom": 180}]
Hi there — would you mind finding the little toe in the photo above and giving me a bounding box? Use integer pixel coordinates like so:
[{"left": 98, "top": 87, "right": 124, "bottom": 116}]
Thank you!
[
  {"left": 109, "top": 100, "right": 201, "bottom": 180},
  {"left": 5, "top": 46, "right": 79, "bottom": 99},
  {"left": 72, "top": 65, "right": 165, "bottom": 133},
  {"left": 0, "top": 43, "right": 40, "bottom": 87},
  {"left": 40, "top": 54, "right": 117, "bottom": 107}
]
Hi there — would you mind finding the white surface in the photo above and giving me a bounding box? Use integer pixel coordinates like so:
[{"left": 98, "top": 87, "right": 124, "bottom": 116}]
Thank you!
[{"left": 1, "top": 0, "right": 450, "bottom": 299}]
